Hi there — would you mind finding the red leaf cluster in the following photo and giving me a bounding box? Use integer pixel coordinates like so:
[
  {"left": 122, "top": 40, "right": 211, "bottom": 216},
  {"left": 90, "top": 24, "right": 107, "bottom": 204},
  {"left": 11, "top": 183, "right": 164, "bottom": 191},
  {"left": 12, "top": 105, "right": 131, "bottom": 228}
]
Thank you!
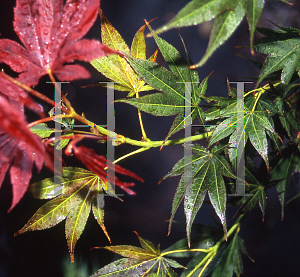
[
  {"left": 0, "top": 0, "right": 118, "bottom": 86},
  {"left": 65, "top": 136, "right": 143, "bottom": 195},
  {"left": 0, "top": 0, "right": 123, "bottom": 211},
  {"left": 0, "top": 96, "right": 53, "bottom": 211}
]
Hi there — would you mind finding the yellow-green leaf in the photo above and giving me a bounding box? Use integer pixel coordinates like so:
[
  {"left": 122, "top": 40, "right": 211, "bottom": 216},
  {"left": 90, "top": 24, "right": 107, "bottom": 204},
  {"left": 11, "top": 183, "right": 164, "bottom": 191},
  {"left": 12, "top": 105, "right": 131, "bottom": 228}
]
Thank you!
[
  {"left": 131, "top": 25, "right": 146, "bottom": 59},
  {"left": 15, "top": 167, "right": 112, "bottom": 262},
  {"left": 91, "top": 232, "right": 183, "bottom": 276},
  {"left": 90, "top": 9, "right": 154, "bottom": 96}
]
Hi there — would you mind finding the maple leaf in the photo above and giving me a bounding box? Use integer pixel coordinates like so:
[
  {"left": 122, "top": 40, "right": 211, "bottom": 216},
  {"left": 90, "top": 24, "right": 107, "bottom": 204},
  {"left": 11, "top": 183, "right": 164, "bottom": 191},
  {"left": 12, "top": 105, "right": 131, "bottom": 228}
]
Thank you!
[
  {"left": 90, "top": 9, "right": 156, "bottom": 97},
  {"left": 150, "top": 0, "right": 265, "bottom": 67},
  {"left": 208, "top": 94, "right": 279, "bottom": 170},
  {"left": 254, "top": 24, "right": 300, "bottom": 86},
  {"left": 0, "top": 0, "right": 118, "bottom": 86},
  {"left": 0, "top": 96, "right": 53, "bottom": 211},
  {"left": 161, "top": 144, "right": 235, "bottom": 245},
  {"left": 15, "top": 167, "right": 111, "bottom": 262},
  {"left": 270, "top": 143, "right": 300, "bottom": 220},
  {"left": 182, "top": 232, "right": 251, "bottom": 277},
  {"left": 91, "top": 232, "right": 183, "bottom": 276},
  {"left": 119, "top": 24, "right": 207, "bottom": 143},
  {"left": 15, "top": 163, "right": 143, "bottom": 262},
  {"left": 0, "top": 72, "right": 43, "bottom": 115}
]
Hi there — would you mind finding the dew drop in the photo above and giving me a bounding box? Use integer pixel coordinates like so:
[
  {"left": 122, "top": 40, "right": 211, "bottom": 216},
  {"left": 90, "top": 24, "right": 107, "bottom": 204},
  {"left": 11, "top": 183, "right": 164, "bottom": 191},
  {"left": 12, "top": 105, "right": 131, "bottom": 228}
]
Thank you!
[
  {"left": 10, "top": 91, "right": 17, "bottom": 98},
  {"left": 19, "top": 142, "right": 26, "bottom": 151}
]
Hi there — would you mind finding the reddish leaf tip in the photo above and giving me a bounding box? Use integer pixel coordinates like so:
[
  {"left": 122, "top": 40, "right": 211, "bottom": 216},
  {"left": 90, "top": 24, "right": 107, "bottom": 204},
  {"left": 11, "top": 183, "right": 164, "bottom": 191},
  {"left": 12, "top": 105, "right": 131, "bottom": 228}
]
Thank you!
[
  {"left": 159, "top": 143, "right": 164, "bottom": 151},
  {"left": 133, "top": 231, "right": 140, "bottom": 238},
  {"left": 100, "top": 224, "right": 111, "bottom": 243},
  {"left": 90, "top": 246, "right": 103, "bottom": 251},
  {"left": 70, "top": 253, "right": 74, "bottom": 263}
]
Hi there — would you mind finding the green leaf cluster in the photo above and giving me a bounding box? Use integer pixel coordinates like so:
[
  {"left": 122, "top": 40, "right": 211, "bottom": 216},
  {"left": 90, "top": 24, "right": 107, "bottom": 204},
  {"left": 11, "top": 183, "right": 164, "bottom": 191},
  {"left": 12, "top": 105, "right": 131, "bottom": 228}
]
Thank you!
[
  {"left": 152, "top": 0, "right": 266, "bottom": 67},
  {"left": 119, "top": 22, "right": 208, "bottom": 142},
  {"left": 254, "top": 23, "right": 300, "bottom": 85}
]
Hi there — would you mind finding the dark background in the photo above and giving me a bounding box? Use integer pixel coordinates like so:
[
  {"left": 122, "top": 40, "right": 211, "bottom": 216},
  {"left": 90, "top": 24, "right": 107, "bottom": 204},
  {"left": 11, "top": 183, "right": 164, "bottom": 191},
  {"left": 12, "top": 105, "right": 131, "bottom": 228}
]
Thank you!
[{"left": 1, "top": 0, "right": 300, "bottom": 276}]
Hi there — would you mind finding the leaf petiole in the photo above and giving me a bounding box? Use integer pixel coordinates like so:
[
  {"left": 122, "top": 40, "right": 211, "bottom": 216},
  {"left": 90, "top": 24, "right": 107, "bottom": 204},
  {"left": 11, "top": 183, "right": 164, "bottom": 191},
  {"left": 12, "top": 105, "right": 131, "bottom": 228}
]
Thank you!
[
  {"left": 185, "top": 215, "right": 244, "bottom": 277},
  {"left": 251, "top": 91, "right": 262, "bottom": 113},
  {"left": 161, "top": 248, "right": 211, "bottom": 257},
  {"left": 186, "top": 251, "right": 215, "bottom": 277},
  {"left": 136, "top": 91, "right": 150, "bottom": 141},
  {"left": 113, "top": 147, "right": 150, "bottom": 164},
  {"left": 244, "top": 81, "right": 281, "bottom": 98},
  {"left": 198, "top": 252, "right": 214, "bottom": 277}
]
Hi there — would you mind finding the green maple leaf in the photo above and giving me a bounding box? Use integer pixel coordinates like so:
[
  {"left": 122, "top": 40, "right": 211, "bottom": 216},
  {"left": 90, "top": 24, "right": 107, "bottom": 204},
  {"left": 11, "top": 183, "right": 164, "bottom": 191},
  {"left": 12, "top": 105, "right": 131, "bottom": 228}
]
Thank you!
[
  {"left": 90, "top": 9, "right": 155, "bottom": 97},
  {"left": 15, "top": 167, "right": 116, "bottom": 262},
  {"left": 30, "top": 121, "right": 73, "bottom": 150},
  {"left": 180, "top": 231, "right": 252, "bottom": 277},
  {"left": 238, "top": 183, "right": 267, "bottom": 220},
  {"left": 30, "top": 123, "right": 55, "bottom": 138},
  {"left": 269, "top": 83, "right": 300, "bottom": 139},
  {"left": 270, "top": 143, "right": 300, "bottom": 219},
  {"left": 254, "top": 24, "right": 300, "bottom": 86},
  {"left": 234, "top": 160, "right": 272, "bottom": 221},
  {"left": 209, "top": 94, "right": 279, "bottom": 170},
  {"left": 163, "top": 224, "right": 221, "bottom": 259},
  {"left": 119, "top": 28, "right": 208, "bottom": 142},
  {"left": 91, "top": 232, "right": 182, "bottom": 277},
  {"left": 211, "top": 233, "right": 251, "bottom": 277},
  {"left": 162, "top": 144, "right": 235, "bottom": 245},
  {"left": 151, "top": 0, "right": 265, "bottom": 67}
]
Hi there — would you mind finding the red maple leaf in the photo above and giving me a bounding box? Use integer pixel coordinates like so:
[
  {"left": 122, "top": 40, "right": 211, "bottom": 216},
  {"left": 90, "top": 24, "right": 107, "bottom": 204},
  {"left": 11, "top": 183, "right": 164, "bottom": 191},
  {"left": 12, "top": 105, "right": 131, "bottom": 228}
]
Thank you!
[
  {"left": 0, "top": 72, "right": 43, "bottom": 115},
  {"left": 0, "top": 0, "right": 117, "bottom": 86},
  {"left": 0, "top": 96, "right": 53, "bottom": 211}
]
